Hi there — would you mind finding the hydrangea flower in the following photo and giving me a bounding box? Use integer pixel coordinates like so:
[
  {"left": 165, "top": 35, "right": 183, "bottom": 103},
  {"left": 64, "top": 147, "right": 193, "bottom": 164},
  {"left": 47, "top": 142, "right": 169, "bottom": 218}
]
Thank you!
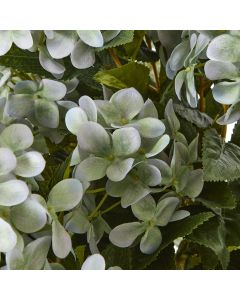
[
  {"left": 7, "top": 79, "right": 67, "bottom": 128},
  {"left": 81, "top": 253, "right": 121, "bottom": 270},
  {"left": 109, "top": 194, "right": 189, "bottom": 254},
  {"left": 0, "top": 31, "right": 33, "bottom": 56}
]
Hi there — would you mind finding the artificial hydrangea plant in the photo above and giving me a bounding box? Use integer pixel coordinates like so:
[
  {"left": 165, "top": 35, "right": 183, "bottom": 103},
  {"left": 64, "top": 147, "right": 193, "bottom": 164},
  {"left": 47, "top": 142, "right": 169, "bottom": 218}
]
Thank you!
[{"left": 1, "top": 30, "right": 240, "bottom": 270}]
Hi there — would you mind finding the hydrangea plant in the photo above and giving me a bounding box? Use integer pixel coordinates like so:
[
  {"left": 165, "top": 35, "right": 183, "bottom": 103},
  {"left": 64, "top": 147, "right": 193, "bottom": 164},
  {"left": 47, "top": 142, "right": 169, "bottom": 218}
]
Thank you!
[{"left": 1, "top": 30, "right": 240, "bottom": 270}]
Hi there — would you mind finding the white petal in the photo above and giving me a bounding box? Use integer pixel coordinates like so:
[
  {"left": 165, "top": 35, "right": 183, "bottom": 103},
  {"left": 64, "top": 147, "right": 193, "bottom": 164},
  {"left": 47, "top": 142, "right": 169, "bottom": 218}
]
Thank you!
[
  {"left": 79, "top": 95, "right": 97, "bottom": 122},
  {"left": 0, "top": 218, "right": 17, "bottom": 252},
  {"left": 71, "top": 40, "right": 95, "bottom": 69},
  {"left": 0, "top": 31, "right": 12, "bottom": 55},
  {"left": 39, "top": 79, "right": 67, "bottom": 101},
  {"left": 76, "top": 157, "right": 109, "bottom": 181},
  {"left": 14, "top": 151, "right": 46, "bottom": 177},
  {"left": 65, "top": 107, "right": 88, "bottom": 134},
  {"left": 52, "top": 219, "right": 72, "bottom": 259},
  {"left": 12, "top": 30, "right": 33, "bottom": 49},
  {"left": 0, "top": 179, "right": 29, "bottom": 206},
  {"left": 81, "top": 254, "right": 105, "bottom": 270},
  {"left": 39, "top": 47, "right": 65, "bottom": 75},
  {"left": 77, "top": 30, "right": 104, "bottom": 47},
  {"left": 106, "top": 158, "right": 134, "bottom": 182},
  {"left": 0, "top": 148, "right": 17, "bottom": 176}
]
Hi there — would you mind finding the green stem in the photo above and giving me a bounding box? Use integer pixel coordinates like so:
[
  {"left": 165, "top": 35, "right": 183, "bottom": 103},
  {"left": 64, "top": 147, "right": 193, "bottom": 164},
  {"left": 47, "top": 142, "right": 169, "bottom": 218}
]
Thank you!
[
  {"left": 88, "top": 193, "right": 108, "bottom": 220},
  {"left": 86, "top": 188, "right": 106, "bottom": 194},
  {"left": 101, "top": 201, "right": 121, "bottom": 215}
]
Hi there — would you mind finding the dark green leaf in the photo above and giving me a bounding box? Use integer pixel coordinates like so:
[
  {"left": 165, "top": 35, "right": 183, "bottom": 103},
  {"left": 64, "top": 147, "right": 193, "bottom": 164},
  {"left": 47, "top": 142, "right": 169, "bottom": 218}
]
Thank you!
[{"left": 203, "top": 128, "right": 240, "bottom": 181}]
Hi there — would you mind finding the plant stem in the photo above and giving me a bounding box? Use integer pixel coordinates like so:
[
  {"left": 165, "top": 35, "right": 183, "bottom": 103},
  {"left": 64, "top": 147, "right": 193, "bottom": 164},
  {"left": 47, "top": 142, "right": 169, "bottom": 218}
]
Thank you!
[
  {"left": 101, "top": 201, "right": 121, "bottom": 215},
  {"left": 86, "top": 188, "right": 106, "bottom": 194},
  {"left": 108, "top": 48, "right": 122, "bottom": 67},
  {"left": 221, "top": 105, "right": 229, "bottom": 139},
  {"left": 199, "top": 77, "right": 206, "bottom": 113},
  {"left": 88, "top": 193, "right": 108, "bottom": 220},
  {"left": 145, "top": 35, "right": 160, "bottom": 91}
]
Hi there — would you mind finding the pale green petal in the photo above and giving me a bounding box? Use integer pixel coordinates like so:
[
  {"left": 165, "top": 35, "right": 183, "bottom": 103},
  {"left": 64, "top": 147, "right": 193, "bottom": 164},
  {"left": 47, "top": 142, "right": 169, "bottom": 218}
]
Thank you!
[
  {"left": 46, "top": 30, "right": 77, "bottom": 59},
  {"left": 77, "top": 121, "right": 111, "bottom": 155},
  {"left": 204, "top": 60, "right": 239, "bottom": 80},
  {"left": 95, "top": 100, "right": 120, "bottom": 124},
  {"left": 138, "top": 99, "right": 158, "bottom": 119},
  {"left": 110, "top": 88, "right": 144, "bottom": 120},
  {"left": 65, "top": 107, "right": 88, "bottom": 134},
  {"left": 140, "top": 226, "right": 162, "bottom": 254},
  {"left": 52, "top": 219, "right": 72, "bottom": 259},
  {"left": 0, "top": 218, "right": 17, "bottom": 252},
  {"left": 77, "top": 30, "right": 104, "bottom": 47},
  {"left": 105, "top": 179, "right": 126, "bottom": 197},
  {"left": 106, "top": 158, "right": 134, "bottom": 182},
  {"left": 12, "top": 30, "right": 33, "bottom": 49},
  {"left": 149, "top": 159, "right": 172, "bottom": 185},
  {"left": 121, "top": 182, "right": 150, "bottom": 208},
  {"left": 146, "top": 134, "right": 170, "bottom": 158},
  {"left": 39, "top": 79, "right": 67, "bottom": 101},
  {"left": 130, "top": 118, "right": 165, "bottom": 138},
  {"left": 109, "top": 222, "right": 145, "bottom": 248},
  {"left": 170, "top": 210, "right": 190, "bottom": 222},
  {"left": 76, "top": 157, "right": 110, "bottom": 181},
  {"left": 155, "top": 197, "right": 179, "bottom": 226},
  {"left": 207, "top": 34, "right": 240, "bottom": 62},
  {"left": 79, "top": 95, "right": 97, "bottom": 122},
  {"left": 0, "top": 179, "right": 29, "bottom": 206},
  {"left": 23, "top": 236, "right": 51, "bottom": 270},
  {"left": 34, "top": 98, "right": 59, "bottom": 128},
  {"left": 0, "top": 124, "right": 33, "bottom": 152},
  {"left": 0, "top": 31, "right": 12, "bottom": 55},
  {"left": 71, "top": 40, "right": 95, "bottom": 69},
  {"left": 39, "top": 47, "right": 65, "bottom": 75},
  {"left": 11, "top": 196, "right": 47, "bottom": 233},
  {"left": 81, "top": 254, "right": 105, "bottom": 270},
  {"left": 65, "top": 208, "right": 90, "bottom": 234},
  {"left": 102, "top": 30, "right": 120, "bottom": 43},
  {"left": 48, "top": 179, "right": 83, "bottom": 212},
  {"left": 7, "top": 94, "right": 34, "bottom": 118},
  {"left": 112, "top": 127, "right": 141, "bottom": 156},
  {"left": 131, "top": 195, "right": 156, "bottom": 221},
  {"left": 14, "top": 151, "right": 46, "bottom": 177},
  {"left": 0, "top": 148, "right": 16, "bottom": 176},
  {"left": 212, "top": 81, "right": 240, "bottom": 105},
  {"left": 70, "top": 146, "right": 81, "bottom": 166},
  {"left": 138, "top": 163, "right": 161, "bottom": 186}
]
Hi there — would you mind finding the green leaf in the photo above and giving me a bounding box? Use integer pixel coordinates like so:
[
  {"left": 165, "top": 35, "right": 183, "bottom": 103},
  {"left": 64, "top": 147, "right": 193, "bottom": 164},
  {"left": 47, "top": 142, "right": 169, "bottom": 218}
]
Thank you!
[
  {"left": 203, "top": 128, "right": 240, "bottom": 181},
  {"left": 94, "top": 62, "right": 150, "bottom": 96},
  {"left": 188, "top": 217, "right": 230, "bottom": 269},
  {"left": 0, "top": 45, "right": 52, "bottom": 77},
  {"left": 197, "top": 182, "right": 236, "bottom": 209},
  {"left": 174, "top": 103, "right": 213, "bottom": 128},
  {"left": 124, "top": 30, "right": 145, "bottom": 60},
  {"left": 231, "top": 120, "right": 240, "bottom": 146},
  {"left": 96, "top": 30, "right": 134, "bottom": 51}
]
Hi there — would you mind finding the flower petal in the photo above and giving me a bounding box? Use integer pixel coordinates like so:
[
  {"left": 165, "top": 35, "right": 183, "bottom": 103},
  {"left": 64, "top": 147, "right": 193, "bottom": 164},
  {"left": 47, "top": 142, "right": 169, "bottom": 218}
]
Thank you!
[
  {"left": 155, "top": 197, "right": 179, "bottom": 226},
  {"left": 79, "top": 95, "right": 97, "bottom": 122},
  {"left": 39, "top": 47, "right": 65, "bottom": 75},
  {"left": 11, "top": 195, "right": 47, "bottom": 233},
  {"left": 77, "top": 122, "right": 111, "bottom": 155},
  {"left": 81, "top": 254, "right": 105, "bottom": 270},
  {"left": 204, "top": 60, "right": 239, "bottom": 80},
  {"left": 12, "top": 30, "right": 33, "bottom": 49},
  {"left": 137, "top": 164, "right": 162, "bottom": 186},
  {"left": 0, "top": 218, "right": 17, "bottom": 252},
  {"left": 0, "top": 124, "right": 33, "bottom": 152},
  {"left": 212, "top": 81, "right": 240, "bottom": 105},
  {"left": 71, "top": 40, "right": 95, "bottom": 69},
  {"left": 7, "top": 94, "right": 35, "bottom": 118},
  {"left": 75, "top": 157, "right": 110, "bottom": 181},
  {"left": 34, "top": 98, "right": 59, "bottom": 128},
  {"left": 65, "top": 107, "right": 88, "bottom": 134},
  {"left": 14, "top": 151, "right": 46, "bottom": 177},
  {"left": 146, "top": 134, "right": 170, "bottom": 158},
  {"left": 109, "top": 222, "right": 145, "bottom": 248},
  {"left": 106, "top": 158, "right": 134, "bottom": 182},
  {"left": 48, "top": 179, "right": 83, "bottom": 212},
  {"left": 39, "top": 79, "right": 67, "bottom": 101},
  {"left": 112, "top": 127, "right": 141, "bottom": 156},
  {"left": 77, "top": 30, "right": 104, "bottom": 47},
  {"left": 0, "top": 179, "right": 29, "bottom": 206},
  {"left": 0, "top": 148, "right": 17, "bottom": 176},
  {"left": 131, "top": 195, "right": 156, "bottom": 221},
  {"left": 140, "top": 226, "right": 162, "bottom": 254},
  {"left": 46, "top": 30, "right": 77, "bottom": 59},
  {"left": 110, "top": 88, "right": 144, "bottom": 120},
  {"left": 52, "top": 219, "right": 72, "bottom": 259},
  {"left": 170, "top": 210, "right": 190, "bottom": 222},
  {"left": 0, "top": 31, "right": 12, "bottom": 55},
  {"left": 130, "top": 118, "right": 165, "bottom": 138},
  {"left": 121, "top": 182, "right": 150, "bottom": 208}
]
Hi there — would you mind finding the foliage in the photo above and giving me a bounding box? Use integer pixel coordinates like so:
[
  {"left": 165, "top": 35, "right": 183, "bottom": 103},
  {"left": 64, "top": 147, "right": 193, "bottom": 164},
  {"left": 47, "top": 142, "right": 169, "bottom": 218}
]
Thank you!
[{"left": 0, "top": 29, "right": 240, "bottom": 270}]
